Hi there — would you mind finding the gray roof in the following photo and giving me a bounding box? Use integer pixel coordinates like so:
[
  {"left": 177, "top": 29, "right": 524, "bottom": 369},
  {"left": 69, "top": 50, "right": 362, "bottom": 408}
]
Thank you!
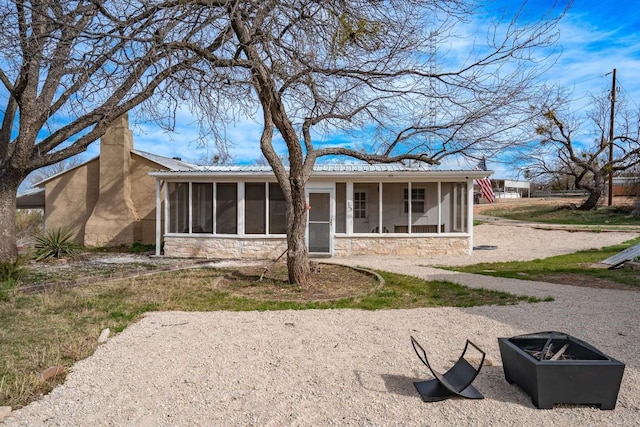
[
  {"left": 149, "top": 163, "right": 492, "bottom": 180},
  {"left": 16, "top": 187, "right": 45, "bottom": 209},
  {"left": 31, "top": 149, "right": 202, "bottom": 188},
  {"left": 192, "top": 163, "right": 433, "bottom": 173},
  {"left": 600, "top": 243, "right": 640, "bottom": 267},
  {"left": 132, "top": 149, "right": 201, "bottom": 171}
]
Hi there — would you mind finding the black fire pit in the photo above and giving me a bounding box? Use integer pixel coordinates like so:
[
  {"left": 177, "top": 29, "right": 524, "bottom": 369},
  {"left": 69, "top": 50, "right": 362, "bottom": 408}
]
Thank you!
[{"left": 498, "top": 331, "right": 625, "bottom": 410}]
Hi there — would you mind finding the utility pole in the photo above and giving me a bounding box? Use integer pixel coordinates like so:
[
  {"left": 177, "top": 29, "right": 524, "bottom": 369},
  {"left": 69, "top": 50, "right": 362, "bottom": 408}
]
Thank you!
[{"left": 607, "top": 68, "right": 616, "bottom": 206}]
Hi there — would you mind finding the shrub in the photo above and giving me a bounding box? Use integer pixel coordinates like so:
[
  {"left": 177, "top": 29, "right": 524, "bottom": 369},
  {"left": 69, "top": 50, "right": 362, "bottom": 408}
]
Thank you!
[
  {"left": 33, "top": 227, "right": 79, "bottom": 261},
  {"left": 15, "top": 209, "right": 43, "bottom": 238},
  {"left": 0, "top": 261, "right": 23, "bottom": 301},
  {"left": 128, "top": 242, "right": 155, "bottom": 253}
]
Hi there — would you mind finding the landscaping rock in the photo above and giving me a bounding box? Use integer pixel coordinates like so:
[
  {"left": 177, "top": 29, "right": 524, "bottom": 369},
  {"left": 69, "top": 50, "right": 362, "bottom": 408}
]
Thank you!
[
  {"left": 0, "top": 406, "right": 11, "bottom": 419},
  {"left": 98, "top": 328, "right": 110, "bottom": 344},
  {"left": 40, "top": 365, "right": 65, "bottom": 382}
]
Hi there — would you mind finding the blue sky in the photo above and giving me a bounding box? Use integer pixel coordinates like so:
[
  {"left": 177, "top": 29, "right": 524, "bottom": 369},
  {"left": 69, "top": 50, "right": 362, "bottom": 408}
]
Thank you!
[{"left": 81, "top": 0, "right": 640, "bottom": 179}]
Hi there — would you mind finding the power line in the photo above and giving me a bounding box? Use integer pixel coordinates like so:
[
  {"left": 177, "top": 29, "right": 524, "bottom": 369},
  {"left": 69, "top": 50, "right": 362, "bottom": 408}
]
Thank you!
[{"left": 616, "top": 79, "right": 640, "bottom": 110}]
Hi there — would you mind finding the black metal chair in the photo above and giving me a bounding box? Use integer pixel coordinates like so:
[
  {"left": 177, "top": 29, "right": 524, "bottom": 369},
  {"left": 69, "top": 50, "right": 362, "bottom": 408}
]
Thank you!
[{"left": 410, "top": 336, "right": 486, "bottom": 402}]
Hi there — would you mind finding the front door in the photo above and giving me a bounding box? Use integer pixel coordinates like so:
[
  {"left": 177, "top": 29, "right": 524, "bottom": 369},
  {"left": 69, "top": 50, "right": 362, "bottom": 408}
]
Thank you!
[{"left": 307, "top": 190, "right": 332, "bottom": 255}]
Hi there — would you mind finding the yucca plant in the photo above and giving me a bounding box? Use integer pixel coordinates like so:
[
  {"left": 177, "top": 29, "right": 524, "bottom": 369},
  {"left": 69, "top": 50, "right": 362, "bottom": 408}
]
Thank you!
[{"left": 33, "top": 227, "right": 79, "bottom": 261}]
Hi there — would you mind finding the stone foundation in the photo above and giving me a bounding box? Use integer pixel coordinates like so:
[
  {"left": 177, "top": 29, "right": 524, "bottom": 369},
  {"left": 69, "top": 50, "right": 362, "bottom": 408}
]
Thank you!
[
  {"left": 163, "top": 236, "right": 287, "bottom": 259},
  {"left": 334, "top": 236, "right": 469, "bottom": 256},
  {"left": 163, "top": 235, "right": 470, "bottom": 259}
]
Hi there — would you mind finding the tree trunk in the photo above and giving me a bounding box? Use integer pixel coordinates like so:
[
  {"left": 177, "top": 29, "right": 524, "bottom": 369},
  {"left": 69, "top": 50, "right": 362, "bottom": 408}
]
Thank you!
[
  {"left": 0, "top": 177, "right": 20, "bottom": 263},
  {"left": 286, "top": 175, "right": 310, "bottom": 287},
  {"left": 578, "top": 172, "right": 604, "bottom": 210}
]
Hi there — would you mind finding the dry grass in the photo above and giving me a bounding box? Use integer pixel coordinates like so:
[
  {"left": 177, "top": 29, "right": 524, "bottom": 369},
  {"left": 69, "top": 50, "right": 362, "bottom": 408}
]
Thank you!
[{"left": 1, "top": 258, "right": 535, "bottom": 409}]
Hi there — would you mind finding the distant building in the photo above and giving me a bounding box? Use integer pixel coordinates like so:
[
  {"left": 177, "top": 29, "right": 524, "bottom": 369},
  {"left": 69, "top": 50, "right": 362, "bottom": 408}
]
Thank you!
[
  {"left": 611, "top": 177, "right": 640, "bottom": 196},
  {"left": 492, "top": 179, "right": 531, "bottom": 199}
]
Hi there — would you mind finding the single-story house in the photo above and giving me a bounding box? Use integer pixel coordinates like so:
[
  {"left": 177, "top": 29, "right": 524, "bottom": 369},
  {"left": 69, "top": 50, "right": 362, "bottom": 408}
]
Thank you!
[
  {"left": 17, "top": 115, "right": 493, "bottom": 258},
  {"left": 150, "top": 165, "right": 492, "bottom": 259},
  {"left": 16, "top": 114, "right": 201, "bottom": 247}
]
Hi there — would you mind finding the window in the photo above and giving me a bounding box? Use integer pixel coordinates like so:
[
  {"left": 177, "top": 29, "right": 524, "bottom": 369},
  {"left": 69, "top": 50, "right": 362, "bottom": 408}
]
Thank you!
[
  {"left": 192, "top": 183, "right": 213, "bottom": 233},
  {"left": 216, "top": 183, "right": 237, "bottom": 234},
  {"left": 354, "top": 191, "right": 367, "bottom": 219},
  {"left": 403, "top": 188, "right": 425, "bottom": 214},
  {"left": 335, "top": 183, "right": 346, "bottom": 233},
  {"left": 245, "top": 183, "right": 266, "bottom": 234},
  {"left": 268, "top": 183, "right": 287, "bottom": 234},
  {"left": 168, "top": 183, "right": 188, "bottom": 233}
]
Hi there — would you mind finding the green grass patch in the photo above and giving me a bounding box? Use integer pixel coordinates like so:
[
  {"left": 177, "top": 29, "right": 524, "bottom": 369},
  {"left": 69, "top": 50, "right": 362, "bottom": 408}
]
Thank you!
[
  {"left": 445, "top": 237, "right": 640, "bottom": 287},
  {"left": 480, "top": 203, "right": 640, "bottom": 226}
]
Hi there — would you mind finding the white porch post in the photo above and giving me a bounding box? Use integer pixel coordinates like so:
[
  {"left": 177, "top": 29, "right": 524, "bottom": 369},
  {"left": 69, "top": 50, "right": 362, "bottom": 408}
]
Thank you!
[
  {"left": 188, "top": 182, "right": 193, "bottom": 234},
  {"left": 438, "top": 181, "right": 442, "bottom": 233},
  {"left": 408, "top": 181, "right": 412, "bottom": 233},
  {"left": 346, "top": 182, "right": 353, "bottom": 235},
  {"left": 467, "top": 178, "right": 474, "bottom": 252},
  {"left": 164, "top": 182, "right": 171, "bottom": 235},
  {"left": 238, "top": 182, "right": 245, "bottom": 236},
  {"left": 155, "top": 179, "right": 162, "bottom": 256},
  {"left": 378, "top": 181, "right": 383, "bottom": 233}
]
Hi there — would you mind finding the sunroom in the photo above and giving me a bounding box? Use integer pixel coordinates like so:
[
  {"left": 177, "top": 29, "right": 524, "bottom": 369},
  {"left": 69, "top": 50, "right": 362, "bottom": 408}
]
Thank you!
[{"left": 149, "top": 164, "right": 490, "bottom": 259}]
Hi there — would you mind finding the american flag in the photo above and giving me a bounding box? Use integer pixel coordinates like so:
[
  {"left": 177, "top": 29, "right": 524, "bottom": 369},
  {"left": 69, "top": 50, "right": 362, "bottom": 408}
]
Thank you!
[{"left": 475, "top": 158, "right": 495, "bottom": 203}]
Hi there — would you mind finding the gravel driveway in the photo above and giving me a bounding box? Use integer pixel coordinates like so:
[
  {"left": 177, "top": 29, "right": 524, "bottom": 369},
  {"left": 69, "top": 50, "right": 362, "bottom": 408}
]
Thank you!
[{"left": 3, "top": 224, "right": 639, "bottom": 426}]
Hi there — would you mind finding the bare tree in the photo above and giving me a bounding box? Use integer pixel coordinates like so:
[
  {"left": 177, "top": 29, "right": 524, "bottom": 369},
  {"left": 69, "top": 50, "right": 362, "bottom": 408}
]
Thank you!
[
  {"left": 0, "top": 0, "right": 235, "bottom": 262},
  {"left": 178, "top": 0, "right": 567, "bottom": 285},
  {"left": 194, "top": 149, "right": 233, "bottom": 166},
  {"left": 528, "top": 89, "right": 640, "bottom": 210},
  {"left": 26, "top": 156, "right": 83, "bottom": 187},
  {"left": 1, "top": 0, "right": 567, "bottom": 287}
]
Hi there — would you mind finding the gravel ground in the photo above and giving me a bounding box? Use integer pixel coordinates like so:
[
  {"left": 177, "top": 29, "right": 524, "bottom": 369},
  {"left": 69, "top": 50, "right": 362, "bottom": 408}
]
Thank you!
[{"left": 3, "top": 224, "right": 640, "bottom": 426}]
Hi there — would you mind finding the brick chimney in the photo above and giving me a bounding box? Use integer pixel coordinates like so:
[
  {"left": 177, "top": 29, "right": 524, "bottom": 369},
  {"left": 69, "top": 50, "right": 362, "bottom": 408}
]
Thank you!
[{"left": 84, "top": 114, "right": 140, "bottom": 246}]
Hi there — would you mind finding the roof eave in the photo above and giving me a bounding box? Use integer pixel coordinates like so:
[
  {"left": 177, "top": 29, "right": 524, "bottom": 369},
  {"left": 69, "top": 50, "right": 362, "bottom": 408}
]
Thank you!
[{"left": 149, "top": 169, "right": 492, "bottom": 180}]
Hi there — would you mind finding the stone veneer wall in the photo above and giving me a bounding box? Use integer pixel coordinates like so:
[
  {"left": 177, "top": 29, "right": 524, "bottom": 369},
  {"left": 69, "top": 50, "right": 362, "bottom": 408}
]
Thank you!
[
  {"left": 333, "top": 236, "right": 469, "bottom": 256},
  {"left": 163, "top": 237, "right": 288, "bottom": 259},
  {"left": 163, "top": 235, "right": 469, "bottom": 259}
]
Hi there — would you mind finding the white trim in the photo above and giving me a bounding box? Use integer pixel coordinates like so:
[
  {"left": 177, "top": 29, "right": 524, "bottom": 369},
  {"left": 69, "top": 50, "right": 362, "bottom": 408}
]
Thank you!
[
  {"left": 467, "top": 178, "right": 474, "bottom": 253},
  {"left": 163, "top": 182, "right": 170, "bottom": 237},
  {"left": 150, "top": 169, "right": 492, "bottom": 181},
  {"left": 408, "top": 182, "right": 412, "bottom": 233},
  {"left": 438, "top": 182, "right": 442, "bottom": 233},
  {"left": 212, "top": 182, "right": 217, "bottom": 233},
  {"left": 237, "top": 182, "right": 245, "bottom": 236},
  {"left": 264, "top": 182, "right": 270, "bottom": 234},
  {"left": 188, "top": 182, "right": 193, "bottom": 234},
  {"left": 155, "top": 180, "right": 162, "bottom": 256},
  {"left": 378, "top": 181, "right": 383, "bottom": 234},
  {"left": 346, "top": 182, "right": 354, "bottom": 235}
]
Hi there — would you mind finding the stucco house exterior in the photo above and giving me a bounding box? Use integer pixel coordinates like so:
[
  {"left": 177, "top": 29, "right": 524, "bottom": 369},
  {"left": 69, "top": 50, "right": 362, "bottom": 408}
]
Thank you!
[
  {"left": 150, "top": 165, "right": 491, "bottom": 259},
  {"left": 17, "top": 115, "right": 200, "bottom": 247},
  {"left": 17, "top": 115, "right": 493, "bottom": 257}
]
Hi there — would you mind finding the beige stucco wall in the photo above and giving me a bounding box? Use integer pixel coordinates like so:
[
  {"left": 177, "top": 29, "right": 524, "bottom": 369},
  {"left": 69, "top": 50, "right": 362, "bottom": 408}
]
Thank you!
[
  {"left": 130, "top": 155, "right": 163, "bottom": 245},
  {"left": 84, "top": 116, "right": 140, "bottom": 247},
  {"left": 43, "top": 154, "right": 161, "bottom": 247},
  {"left": 163, "top": 235, "right": 469, "bottom": 259},
  {"left": 44, "top": 159, "right": 100, "bottom": 245}
]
